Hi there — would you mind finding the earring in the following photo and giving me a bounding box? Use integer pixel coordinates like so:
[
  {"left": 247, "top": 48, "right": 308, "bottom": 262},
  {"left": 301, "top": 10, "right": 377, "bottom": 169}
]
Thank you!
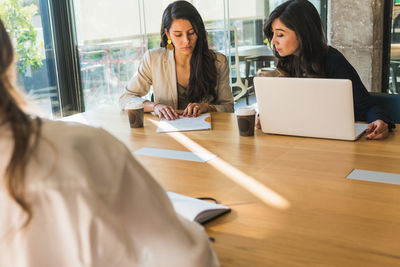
[{"left": 166, "top": 38, "right": 174, "bottom": 50}]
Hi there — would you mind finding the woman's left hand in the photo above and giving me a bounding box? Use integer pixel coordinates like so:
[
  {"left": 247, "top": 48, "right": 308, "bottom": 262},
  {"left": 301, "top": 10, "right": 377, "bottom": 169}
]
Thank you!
[
  {"left": 365, "top": 119, "right": 389, "bottom": 140},
  {"left": 182, "top": 103, "right": 210, "bottom": 117}
]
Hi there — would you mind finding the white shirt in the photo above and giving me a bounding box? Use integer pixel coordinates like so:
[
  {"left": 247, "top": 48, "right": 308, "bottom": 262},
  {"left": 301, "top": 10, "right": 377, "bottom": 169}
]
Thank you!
[{"left": 0, "top": 120, "right": 219, "bottom": 267}]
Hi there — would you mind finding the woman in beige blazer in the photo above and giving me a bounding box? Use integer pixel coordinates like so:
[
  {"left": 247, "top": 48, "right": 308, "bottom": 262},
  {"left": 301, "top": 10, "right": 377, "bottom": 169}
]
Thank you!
[{"left": 119, "top": 1, "right": 234, "bottom": 120}]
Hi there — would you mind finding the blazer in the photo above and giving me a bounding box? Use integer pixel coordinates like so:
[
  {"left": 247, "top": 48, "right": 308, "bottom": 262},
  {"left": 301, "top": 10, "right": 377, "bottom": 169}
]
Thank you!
[
  {"left": 119, "top": 48, "right": 234, "bottom": 112},
  {"left": 0, "top": 120, "right": 219, "bottom": 267}
]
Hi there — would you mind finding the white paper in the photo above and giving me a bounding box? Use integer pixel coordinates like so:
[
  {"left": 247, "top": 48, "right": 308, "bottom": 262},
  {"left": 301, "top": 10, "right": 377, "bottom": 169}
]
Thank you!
[
  {"left": 156, "top": 113, "right": 211, "bottom": 133},
  {"left": 347, "top": 169, "right": 400, "bottom": 185},
  {"left": 133, "top": 147, "right": 216, "bottom": 162}
]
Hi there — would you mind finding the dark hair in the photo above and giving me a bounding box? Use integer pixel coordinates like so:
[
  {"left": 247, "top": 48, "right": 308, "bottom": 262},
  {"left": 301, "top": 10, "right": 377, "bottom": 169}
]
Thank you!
[
  {"left": 264, "top": 0, "right": 328, "bottom": 77},
  {"left": 0, "top": 18, "right": 41, "bottom": 228},
  {"left": 160, "top": 1, "right": 217, "bottom": 102}
]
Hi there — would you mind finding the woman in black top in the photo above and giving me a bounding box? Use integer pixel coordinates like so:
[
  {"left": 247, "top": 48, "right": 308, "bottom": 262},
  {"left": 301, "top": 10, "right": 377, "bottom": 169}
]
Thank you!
[{"left": 258, "top": 0, "right": 393, "bottom": 139}]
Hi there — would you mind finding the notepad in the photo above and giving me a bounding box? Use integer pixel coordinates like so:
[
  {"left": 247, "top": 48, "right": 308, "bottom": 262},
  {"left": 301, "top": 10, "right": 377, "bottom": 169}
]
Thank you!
[
  {"left": 133, "top": 147, "right": 216, "bottom": 162},
  {"left": 347, "top": 169, "right": 400, "bottom": 185},
  {"left": 156, "top": 113, "right": 212, "bottom": 133},
  {"left": 167, "top": 192, "right": 231, "bottom": 224}
]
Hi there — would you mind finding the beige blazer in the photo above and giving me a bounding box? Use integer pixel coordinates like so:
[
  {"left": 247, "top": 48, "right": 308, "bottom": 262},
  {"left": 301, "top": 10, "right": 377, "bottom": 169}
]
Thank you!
[
  {"left": 0, "top": 120, "right": 219, "bottom": 267},
  {"left": 119, "top": 48, "right": 234, "bottom": 112}
]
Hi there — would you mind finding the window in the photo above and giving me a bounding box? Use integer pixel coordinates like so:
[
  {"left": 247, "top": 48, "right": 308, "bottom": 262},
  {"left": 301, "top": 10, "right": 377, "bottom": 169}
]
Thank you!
[
  {"left": 73, "top": 0, "right": 145, "bottom": 110},
  {"left": 6, "top": 0, "right": 327, "bottom": 115},
  {"left": 1, "top": 0, "right": 61, "bottom": 118},
  {"left": 70, "top": 0, "right": 328, "bottom": 112}
]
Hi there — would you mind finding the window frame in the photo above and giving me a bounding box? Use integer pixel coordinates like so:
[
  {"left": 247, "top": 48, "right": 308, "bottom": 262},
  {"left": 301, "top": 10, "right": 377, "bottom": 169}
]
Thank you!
[
  {"left": 382, "top": 0, "right": 393, "bottom": 93},
  {"left": 47, "top": 0, "right": 84, "bottom": 116}
]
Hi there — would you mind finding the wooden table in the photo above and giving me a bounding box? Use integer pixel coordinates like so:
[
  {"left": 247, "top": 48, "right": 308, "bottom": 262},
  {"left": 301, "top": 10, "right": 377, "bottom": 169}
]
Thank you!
[{"left": 65, "top": 108, "right": 400, "bottom": 266}]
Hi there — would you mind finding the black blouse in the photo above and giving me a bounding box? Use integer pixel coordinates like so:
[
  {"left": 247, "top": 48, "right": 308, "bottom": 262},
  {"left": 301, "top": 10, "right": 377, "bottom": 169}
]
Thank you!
[{"left": 324, "top": 46, "right": 394, "bottom": 128}]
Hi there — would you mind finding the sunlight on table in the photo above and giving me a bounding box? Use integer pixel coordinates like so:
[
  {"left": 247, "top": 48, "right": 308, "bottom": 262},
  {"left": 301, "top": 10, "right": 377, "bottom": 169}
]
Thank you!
[{"left": 149, "top": 119, "right": 290, "bottom": 210}]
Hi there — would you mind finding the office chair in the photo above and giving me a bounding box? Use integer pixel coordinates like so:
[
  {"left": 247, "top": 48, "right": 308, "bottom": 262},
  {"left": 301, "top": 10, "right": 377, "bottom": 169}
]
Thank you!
[{"left": 370, "top": 92, "right": 400, "bottom": 123}]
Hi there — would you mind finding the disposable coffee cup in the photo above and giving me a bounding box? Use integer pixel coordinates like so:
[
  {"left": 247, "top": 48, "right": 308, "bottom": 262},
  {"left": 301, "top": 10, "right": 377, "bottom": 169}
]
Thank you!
[
  {"left": 127, "top": 102, "right": 144, "bottom": 128},
  {"left": 235, "top": 107, "right": 256, "bottom": 136}
]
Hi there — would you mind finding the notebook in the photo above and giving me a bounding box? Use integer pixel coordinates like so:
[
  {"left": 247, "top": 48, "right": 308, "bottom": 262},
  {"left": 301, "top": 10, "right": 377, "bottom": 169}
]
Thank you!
[
  {"left": 167, "top": 192, "right": 231, "bottom": 224},
  {"left": 253, "top": 77, "right": 369, "bottom": 141}
]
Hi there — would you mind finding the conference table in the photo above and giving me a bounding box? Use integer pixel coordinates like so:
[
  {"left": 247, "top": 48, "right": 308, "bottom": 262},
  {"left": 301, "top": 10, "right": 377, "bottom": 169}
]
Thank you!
[{"left": 64, "top": 107, "right": 400, "bottom": 266}]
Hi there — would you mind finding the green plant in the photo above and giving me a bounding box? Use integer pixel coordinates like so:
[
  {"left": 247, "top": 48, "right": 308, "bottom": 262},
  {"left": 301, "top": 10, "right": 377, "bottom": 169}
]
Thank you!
[{"left": 0, "top": 0, "right": 43, "bottom": 73}]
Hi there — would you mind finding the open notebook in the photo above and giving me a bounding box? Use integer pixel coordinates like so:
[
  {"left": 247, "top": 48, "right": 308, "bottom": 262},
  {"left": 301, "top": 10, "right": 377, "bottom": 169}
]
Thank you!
[{"left": 167, "top": 192, "right": 231, "bottom": 224}]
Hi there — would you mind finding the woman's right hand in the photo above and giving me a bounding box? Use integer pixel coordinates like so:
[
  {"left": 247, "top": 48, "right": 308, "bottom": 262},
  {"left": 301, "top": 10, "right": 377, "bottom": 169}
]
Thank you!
[{"left": 153, "top": 103, "right": 180, "bottom": 120}]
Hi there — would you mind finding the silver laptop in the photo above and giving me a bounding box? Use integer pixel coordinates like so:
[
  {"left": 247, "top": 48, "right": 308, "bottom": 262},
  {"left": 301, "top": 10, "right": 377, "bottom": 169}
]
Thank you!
[{"left": 253, "top": 77, "right": 368, "bottom": 141}]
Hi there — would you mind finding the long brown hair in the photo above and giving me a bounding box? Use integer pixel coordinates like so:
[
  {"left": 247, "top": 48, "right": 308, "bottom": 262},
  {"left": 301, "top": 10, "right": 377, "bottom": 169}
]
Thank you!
[
  {"left": 160, "top": 1, "right": 218, "bottom": 102},
  {"left": 0, "top": 18, "right": 41, "bottom": 228},
  {"left": 264, "top": 0, "right": 328, "bottom": 77}
]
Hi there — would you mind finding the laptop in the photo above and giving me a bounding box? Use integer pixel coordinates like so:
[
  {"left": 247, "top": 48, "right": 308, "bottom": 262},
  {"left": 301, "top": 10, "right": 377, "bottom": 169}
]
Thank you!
[{"left": 253, "top": 77, "right": 369, "bottom": 141}]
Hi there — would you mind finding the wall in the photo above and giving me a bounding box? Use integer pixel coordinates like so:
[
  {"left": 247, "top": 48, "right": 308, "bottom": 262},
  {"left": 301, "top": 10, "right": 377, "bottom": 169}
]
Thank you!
[{"left": 328, "top": 0, "right": 384, "bottom": 92}]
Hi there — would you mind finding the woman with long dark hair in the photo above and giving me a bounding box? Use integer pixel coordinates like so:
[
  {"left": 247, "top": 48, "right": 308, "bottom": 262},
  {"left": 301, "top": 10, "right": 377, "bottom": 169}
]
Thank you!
[
  {"left": 258, "top": 0, "right": 393, "bottom": 139},
  {"left": 120, "top": 1, "right": 234, "bottom": 119},
  {"left": 0, "top": 18, "right": 218, "bottom": 266}
]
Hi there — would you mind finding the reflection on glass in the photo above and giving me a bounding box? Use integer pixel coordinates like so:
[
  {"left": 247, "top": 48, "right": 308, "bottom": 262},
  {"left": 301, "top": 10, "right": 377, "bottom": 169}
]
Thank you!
[
  {"left": 73, "top": 0, "right": 145, "bottom": 111},
  {"left": 1, "top": 0, "right": 61, "bottom": 118}
]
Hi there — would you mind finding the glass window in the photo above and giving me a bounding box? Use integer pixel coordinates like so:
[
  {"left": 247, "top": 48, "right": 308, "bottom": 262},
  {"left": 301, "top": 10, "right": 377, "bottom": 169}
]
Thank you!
[
  {"left": 71, "top": 0, "right": 328, "bottom": 110},
  {"left": 73, "top": 0, "right": 145, "bottom": 111},
  {"left": 143, "top": 0, "right": 171, "bottom": 50},
  {"left": 226, "top": 0, "right": 326, "bottom": 106},
  {"left": 1, "top": 0, "right": 61, "bottom": 118}
]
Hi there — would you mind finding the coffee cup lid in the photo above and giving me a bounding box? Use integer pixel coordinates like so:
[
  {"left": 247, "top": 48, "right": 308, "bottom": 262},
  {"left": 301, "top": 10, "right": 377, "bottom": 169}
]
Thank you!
[
  {"left": 126, "top": 101, "right": 144, "bottom": 109},
  {"left": 235, "top": 107, "right": 256, "bottom": 116}
]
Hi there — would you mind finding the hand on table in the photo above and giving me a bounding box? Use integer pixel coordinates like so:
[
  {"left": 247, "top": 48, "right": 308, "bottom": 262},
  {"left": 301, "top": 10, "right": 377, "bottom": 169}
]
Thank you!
[
  {"left": 182, "top": 103, "right": 211, "bottom": 117},
  {"left": 365, "top": 119, "right": 389, "bottom": 140},
  {"left": 153, "top": 103, "right": 180, "bottom": 120}
]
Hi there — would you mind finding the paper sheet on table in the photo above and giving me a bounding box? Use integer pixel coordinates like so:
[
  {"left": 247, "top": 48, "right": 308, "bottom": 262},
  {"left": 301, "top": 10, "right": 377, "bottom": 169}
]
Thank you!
[
  {"left": 133, "top": 147, "right": 217, "bottom": 162},
  {"left": 156, "top": 113, "right": 211, "bottom": 133},
  {"left": 347, "top": 169, "right": 400, "bottom": 185}
]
